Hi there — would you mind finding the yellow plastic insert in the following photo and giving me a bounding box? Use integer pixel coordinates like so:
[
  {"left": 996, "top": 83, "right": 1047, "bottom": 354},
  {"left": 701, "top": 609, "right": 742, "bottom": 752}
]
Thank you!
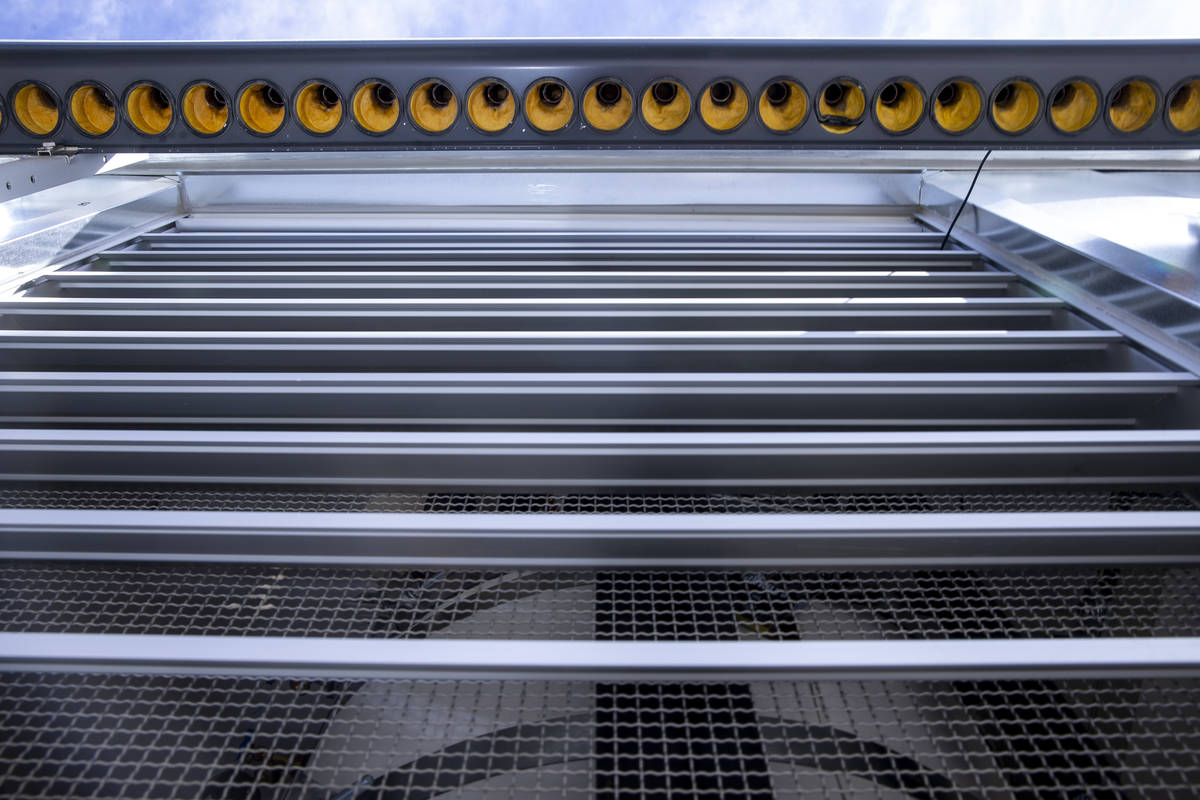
[
  {"left": 1108, "top": 80, "right": 1157, "bottom": 133},
  {"left": 125, "top": 84, "right": 172, "bottom": 135},
  {"left": 874, "top": 80, "right": 923, "bottom": 134},
  {"left": 699, "top": 81, "right": 748, "bottom": 131},
  {"left": 409, "top": 81, "right": 457, "bottom": 133},
  {"left": 467, "top": 81, "right": 515, "bottom": 133},
  {"left": 991, "top": 80, "right": 1039, "bottom": 134},
  {"left": 69, "top": 84, "right": 115, "bottom": 136},
  {"left": 353, "top": 82, "right": 400, "bottom": 134},
  {"left": 295, "top": 82, "right": 342, "bottom": 134},
  {"left": 758, "top": 80, "right": 807, "bottom": 133},
  {"left": 182, "top": 83, "right": 228, "bottom": 135},
  {"left": 13, "top": 84, "right": 59, "bottom": 136},
  {"left": 525, "top": 80, "right": 574, "bottom": 133},
  {"left": 641, "top": 81, "right": 690, "bottom": 132},
  {"left": 817, "top": 81, "right": 865, "bottom": 134},
  {"left": 1167, "top": 80, "right": 1200, "bottom": 133},
  {"left": 583, "top": 80, "right": 632, "bottom": 131},
  {"left": 1048, "top": 81, "right": 1098, "bottom": 134},
  {"left": 238, "top": 83, "right": 285, "bottom": 135},
  {"left": 932, "top": 81, "right": 981, "bottom": 133}
]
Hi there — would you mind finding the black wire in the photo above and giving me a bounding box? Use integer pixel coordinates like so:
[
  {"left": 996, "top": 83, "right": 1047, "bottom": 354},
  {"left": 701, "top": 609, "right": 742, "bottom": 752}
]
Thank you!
[{"left": 939, "top": 149, "right": 992, "bottom": 250}]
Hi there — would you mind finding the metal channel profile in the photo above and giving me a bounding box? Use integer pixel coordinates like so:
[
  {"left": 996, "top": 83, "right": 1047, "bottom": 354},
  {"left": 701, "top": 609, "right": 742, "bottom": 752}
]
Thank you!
[
  {"left": 7, "top": 634, "right": 1200, "bottom": 680},
  {"left": 5, "top": 509, "right": 1200, "bottom": 566},
  {"left": 1, "top": 40, "right": 1199, "bottom": 151}
]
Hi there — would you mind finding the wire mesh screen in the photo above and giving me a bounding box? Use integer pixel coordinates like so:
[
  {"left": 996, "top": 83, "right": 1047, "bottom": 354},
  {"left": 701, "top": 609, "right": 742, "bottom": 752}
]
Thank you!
[
  {"left": 3, "top": 564, "right": 1198, "bottom": 641},
  {"left": 2, "top": 673, "right": 1199, "bottom": 799}
]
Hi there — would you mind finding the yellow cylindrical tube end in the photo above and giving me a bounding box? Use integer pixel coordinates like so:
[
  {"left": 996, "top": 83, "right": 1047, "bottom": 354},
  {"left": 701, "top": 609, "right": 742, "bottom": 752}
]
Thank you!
[
  {"left": 125, "top": 83, "right": 172, "bottom": 135},
  {"left": 583, "top": 79, "right": 632, "bottom": 132},
  {"left": 182, "top": 83, "right": 228, "bottom": 136},
  {"left": 758, "top": 80, "right": 807, "bottom": 133},
  {"left": 467, "top": 80, "right": 516, "bottom": 133},
  {"left": 641, "top": 80, "right": 690, "bottom": 132},
  {"left": 69, "top": 83, "right": 116, "bottom": 136},
  {"left": 932, "top": 80, "right": 982, "bottom": 134},
  {"left": 238, "top": 82, "right": 286, "bottom": 135},
  {"left": 1048, "top": 80, "right": 1098, "bottom": 134},
  {"left": 1167, "top": 79, "right": 1200, "bottom": 134},
  {"left": 352, "top": 81, "right": 400, "bottom": 134},
  {"left": 874, "top": 79, "right": 923, "bottom": 134},
  {"left": 409, "top": 80, "right": 458, "bottom": 134},
  {"left": 991, "top": 80, "right": 1040, "bottom": 134},
  {"left": 295, "top": 82, "right": 342, "bottom": 135},
  {"left": 817, "top": 80, "right": 865, "bottom": 134},
  {"left": 525, "top": 79, "right": 574, "bottom": 133},
  {"left": 14, "top": 83, "right": 60, "bottom": 136},
  {"left": 1108, "top": 79, "right": 1157, "bottom": 133},
  {"left": 699, "top": 80, "right": 748, "bottom": 132}
]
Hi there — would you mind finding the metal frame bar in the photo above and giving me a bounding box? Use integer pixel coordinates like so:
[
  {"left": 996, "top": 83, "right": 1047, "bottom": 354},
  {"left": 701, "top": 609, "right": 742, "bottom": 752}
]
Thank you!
[
  {"left": 2, "top": 428, "right": 1198, "bottom": 487},
  {"left": 4, "top": 633, "right": 1200, "bottom": 680},
  {"left": 3, "top": 509, "right": 1199, "bottom": 567},
  {"left": 2, "top": 39, "right": 1198, "bottom": 152}
]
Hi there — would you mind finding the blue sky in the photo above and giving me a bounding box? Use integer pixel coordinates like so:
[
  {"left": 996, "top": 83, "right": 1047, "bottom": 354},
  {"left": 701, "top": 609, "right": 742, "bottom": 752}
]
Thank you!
[{"left": 1, "top": 0, "right": 1198, "bottom": 40}]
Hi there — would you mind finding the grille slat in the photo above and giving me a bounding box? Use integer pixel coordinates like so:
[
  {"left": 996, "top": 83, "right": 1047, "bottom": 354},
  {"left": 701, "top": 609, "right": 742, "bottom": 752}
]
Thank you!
[
  {"left": 134, "top": 230, "right": 949, "bottom": 250},
  {"left": 4, "top": 220, "right": 1193, "bottom": 461}
]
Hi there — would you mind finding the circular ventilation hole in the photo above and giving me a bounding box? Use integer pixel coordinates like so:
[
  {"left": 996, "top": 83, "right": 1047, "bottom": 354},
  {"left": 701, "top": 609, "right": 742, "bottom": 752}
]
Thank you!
[
  {"left": 1048, "top": 80, "right": 1098, "bottom": 134},
  {"left": 875, "top": 79, "right": 924, "bottom": 134},
  {"left": 467, "top": 80, "right": 515, "bottom": 133},
  {"left": 13, "top": 83, "right": 60, "bottom": 136},
  {"left": 125, "top": 83, "right": 172, "bottom": 135},
  {"left": 759, "top": 79, "right": 807, "bottom": 133},
  {"left": 352, "top": 81, "right": 400, "bottom": 134},
  {"left": 295, "top": 81, "right": 342, "bottom": 135},
  {"left": 69, "top": 83, "right": 116, "bottom": 136},
  {"left": 182, "top": 83, "right": 228, "bottom": 136},
  {"left": 641, "top": 80, "right": 690, "bottom": 132},
  {"left": 525, "top": 79, "right": 574, "bottom": 133},
  {"left": 991, "top": 79, "right": 1040, "bottom": 134},
  {"left": 409, "top": 80, "right": 457, "bottom": 133},
  {"left": 700, "top": 79, "right": 748, "bottom": 132},
  {"left": 238, "top": 82, "right": 286, "bottom": 135},
  {"left": 1108, "top": 79, "right": 1157, "bottom": 133},
  {"left": 583, "top": 79, "right": 632, "bottom": 131}
]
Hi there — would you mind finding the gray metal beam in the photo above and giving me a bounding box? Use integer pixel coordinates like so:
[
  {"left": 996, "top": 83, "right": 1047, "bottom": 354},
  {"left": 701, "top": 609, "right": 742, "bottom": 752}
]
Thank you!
[
  {"left": 0, "top": 306, "right": 1065, "bottom": 332},
  {"left": 134, "top": 230, "right": 949, "bottom": 249},
  {"left": 1, "top": 39, "right": 1196, "bottom": 152},
  {"left": 0, "top": 370, "right": 1175, "bottom": 427},
  {"left": 0, "top": 428, "right": 1197, "bottom": 488},
  {"left": 4, "top": 633, "right": 1200, "bottom": 680},
  {"left": 0, "top": 338, "right": 1132, "bottom": 373},
  {"left": 36, "top": 275, "right": 1012, "bottom": 299},
  {"left": 3, "top": 508, "right": 1200, "bottom": 568}
]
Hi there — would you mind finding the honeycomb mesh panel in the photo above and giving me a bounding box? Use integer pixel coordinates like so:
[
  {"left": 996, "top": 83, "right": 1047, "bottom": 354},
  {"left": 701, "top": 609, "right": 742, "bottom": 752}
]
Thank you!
[
  {"left": 3, "top": 563, "right": 1198, "bottom": 641},
  {"left": 2, "top": 673, "right": 1199, "bottom": 799},
  {"left": 0, "top": 485, "right": 1195, "bottom": 513}
]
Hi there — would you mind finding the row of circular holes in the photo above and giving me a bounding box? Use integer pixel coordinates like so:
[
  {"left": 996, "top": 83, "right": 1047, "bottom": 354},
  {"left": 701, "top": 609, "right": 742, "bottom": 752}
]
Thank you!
[{"left": 5, "top": 75, "right": 1200, "bottom": 139}]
